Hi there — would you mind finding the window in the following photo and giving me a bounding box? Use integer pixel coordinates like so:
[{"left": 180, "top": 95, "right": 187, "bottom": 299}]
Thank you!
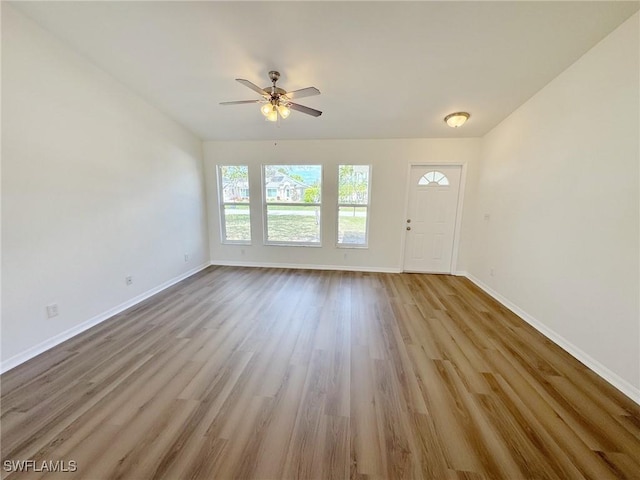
[
  {"left": 263, "top": 165, "right": 322, "bottom": 245},
  {"left": 218, "top": 165, "right": 251, "bottom": 243},
  {"left": 337, "top": 165, "right": 371, "bottom": 247},
  {"left": 418, "top": 171, "right": 449, "bottom": 186}
]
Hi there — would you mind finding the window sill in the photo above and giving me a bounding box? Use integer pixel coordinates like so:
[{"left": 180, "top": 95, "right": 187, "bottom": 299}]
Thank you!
[{"left": 264, "top": 242, "right": 322, "bottom": 248}]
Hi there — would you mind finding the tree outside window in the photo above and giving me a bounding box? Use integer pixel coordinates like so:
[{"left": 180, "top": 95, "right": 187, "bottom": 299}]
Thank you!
[
  {"left": 218, "top": 165, "right": 251, "bottom": 243},
  {"left": 337, "top": 165, "right": 371, "bottom": 247}
]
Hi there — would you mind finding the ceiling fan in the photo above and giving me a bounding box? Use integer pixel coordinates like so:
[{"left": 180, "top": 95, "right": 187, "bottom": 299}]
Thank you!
[{"left": 220, "top": 71, "right": 322, "bottom": 122}]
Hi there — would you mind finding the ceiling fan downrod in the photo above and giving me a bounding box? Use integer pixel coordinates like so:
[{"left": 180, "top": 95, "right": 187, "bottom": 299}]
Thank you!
[{"left": 269, "top": 70, "right": 280, "bottom": 97}]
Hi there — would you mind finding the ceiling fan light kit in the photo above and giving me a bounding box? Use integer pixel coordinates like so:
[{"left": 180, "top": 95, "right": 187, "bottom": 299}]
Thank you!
[
  {"left": 444, "top": 112, "right": 470, "bottom": 128},
  {"left": 221, "top": 70, "right": 322, "bottom": 122},
  {"left": 277, "top": 104, "right": 290, "bottom": 119}
]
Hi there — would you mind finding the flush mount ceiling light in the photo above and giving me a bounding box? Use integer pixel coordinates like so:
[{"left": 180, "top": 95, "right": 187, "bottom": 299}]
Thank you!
[
  {"left": 220, "top": 71, "right": 322, "bottom": 122},
  {"left": 444, "top": 112, "right": 470, "bottom": 128}
]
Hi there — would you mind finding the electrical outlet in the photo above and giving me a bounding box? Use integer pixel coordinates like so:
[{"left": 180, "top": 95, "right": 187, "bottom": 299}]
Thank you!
[
  {"left": 125, "top": 276, "right": 133, "bottom": 286},
  {"left": 184, "top": 253, "right": 189, "bottom": 262},
  {"left": 46, "top": 304, "right": 59, "bottom": 318}
]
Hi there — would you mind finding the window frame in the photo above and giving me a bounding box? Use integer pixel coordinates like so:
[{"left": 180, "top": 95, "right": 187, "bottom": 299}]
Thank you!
[
  {"left": 336, "top": 164, "right": 371, "bottom": 248},
  {"left": 262, "top": 165, "right": 323, "bottom": 247},
  {"left": 217, "top": 165, "right": 252, "bottom": 245}
]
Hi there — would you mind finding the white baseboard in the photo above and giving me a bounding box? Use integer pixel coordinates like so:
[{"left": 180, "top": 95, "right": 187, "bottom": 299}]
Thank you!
[
  {"left": 210, "top": 260, "right": 402, "bottom": 274},
  {"left": 462, "top": 272, "right": 640, "bottom": 405},
  {"left": 0, "top": 263, "right": 210, "bottom": 375}
]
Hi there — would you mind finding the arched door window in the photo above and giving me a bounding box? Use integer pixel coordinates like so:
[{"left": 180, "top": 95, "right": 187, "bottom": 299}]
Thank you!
[{"left": 418, "top": 171, "right": 449, "bottom": 186}]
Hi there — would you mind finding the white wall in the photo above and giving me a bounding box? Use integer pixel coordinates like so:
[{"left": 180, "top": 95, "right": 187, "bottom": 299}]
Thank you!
[
  {"left": 204, "top": 138, "right": 480, "bottom": 272},
  {"left": 468, "top": 13, "right": 640, "bottom": 397},
  {"left": 1, "top": 5, "right": 209, "bottom": 369}
]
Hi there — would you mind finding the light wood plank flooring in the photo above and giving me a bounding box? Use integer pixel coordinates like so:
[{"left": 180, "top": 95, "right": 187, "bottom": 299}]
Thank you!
[{"left": 1, "top": 266, "right": 639, "bottom": 479}]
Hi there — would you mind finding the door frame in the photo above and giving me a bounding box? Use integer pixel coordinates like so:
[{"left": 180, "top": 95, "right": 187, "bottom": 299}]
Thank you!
[{"left": 400, "top": 162, "right": 467, "bottom": 274}]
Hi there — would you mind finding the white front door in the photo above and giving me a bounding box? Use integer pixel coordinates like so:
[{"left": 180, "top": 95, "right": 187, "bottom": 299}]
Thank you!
[{"left": 403, "top": 165, "right": 462, "bottom": 273}]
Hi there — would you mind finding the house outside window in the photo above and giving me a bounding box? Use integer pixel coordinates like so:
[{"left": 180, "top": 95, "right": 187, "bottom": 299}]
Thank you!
[{"left": 263, "top": 165, "right": 322, "bottom": 245}]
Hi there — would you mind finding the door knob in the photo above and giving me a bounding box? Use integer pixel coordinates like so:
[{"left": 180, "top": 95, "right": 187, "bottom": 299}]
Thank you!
[{"left": 406, "top": 226, "right": 411, "bottom": 231}]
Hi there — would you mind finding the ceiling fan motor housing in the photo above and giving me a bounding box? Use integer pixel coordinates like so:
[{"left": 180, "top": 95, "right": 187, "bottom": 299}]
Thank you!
[{"left": 267, "top": 87, "right": 287, "bottom": 97}]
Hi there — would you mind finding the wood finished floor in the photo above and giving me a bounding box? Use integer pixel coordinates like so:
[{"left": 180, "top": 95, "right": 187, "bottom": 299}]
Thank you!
[{"left": 1, "top": 266, "right": 639, "bottom": 480}]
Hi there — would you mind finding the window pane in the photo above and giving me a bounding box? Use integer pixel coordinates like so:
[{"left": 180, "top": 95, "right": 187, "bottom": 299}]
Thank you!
[
  {"left": 219, "top": 165, "right": 251, "bottom": 243},
  {"left": 264, "top": 165, "right": 321, "bottom": 203},
  {"left": 338, "top": 206, "right": 367, "bottom": 245},
  {"left": 338, "top": 165, "right": 369, "bottom": 204},
  {"left": 223, "top": 204, "right": 251, "bottom": 241},
  {"left": 220, "top": 166, "right": 249, "bottom": 203},
  {"left": 419, "top": 171, "right": 449, "bottom": 186},
  {"left": 266, "top": 205, "right": 320, "bottom": 243}
]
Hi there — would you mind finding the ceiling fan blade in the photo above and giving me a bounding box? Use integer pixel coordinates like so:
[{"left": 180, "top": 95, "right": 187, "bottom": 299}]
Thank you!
[
  {"left": 236, "top": 79, "right": 269, "bottom": 96},
  {"left": 289, "top": 102, "right": 322, "bottom": 117},
  {"left": 220, "top": 100, "right": 262, "bottom": 105},
  {"left": 284, "top": 87, "right": 320, "bottom": 100}
]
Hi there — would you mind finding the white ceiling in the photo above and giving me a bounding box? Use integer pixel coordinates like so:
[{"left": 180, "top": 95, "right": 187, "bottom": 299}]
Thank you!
[{"left": 11, "top": 1, "right": 639, "bottom": 141}]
